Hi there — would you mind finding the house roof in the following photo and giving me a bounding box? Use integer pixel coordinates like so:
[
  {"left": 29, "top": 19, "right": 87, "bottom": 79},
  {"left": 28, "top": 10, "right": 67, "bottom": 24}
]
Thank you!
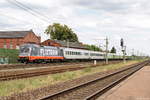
[
  {"left": 43, "top": 39, "right": 87, "bottom": 49},
  {"left": 0, "top": 30, "right": 33, "bottom": 38}
]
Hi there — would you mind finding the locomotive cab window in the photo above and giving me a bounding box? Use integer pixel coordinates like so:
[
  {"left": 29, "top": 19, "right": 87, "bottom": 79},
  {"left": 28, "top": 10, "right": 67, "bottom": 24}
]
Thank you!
[{"left": 20, "top": 47, "right": 30, "bottom": 53}]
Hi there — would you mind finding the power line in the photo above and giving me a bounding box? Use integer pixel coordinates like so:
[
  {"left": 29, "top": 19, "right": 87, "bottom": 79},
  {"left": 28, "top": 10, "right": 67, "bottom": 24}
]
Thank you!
[
  {"left": 6, "top": 0, "right": 48, "bottom": 22},
  {"left": 0, "top": 12, "right": 31, "bottom": 24},
  {"left": 13, "top": 0, "right": 50, "bottom": 21},
  {"left": 6, "top": 0, "right": 50, "bottom": 23}
]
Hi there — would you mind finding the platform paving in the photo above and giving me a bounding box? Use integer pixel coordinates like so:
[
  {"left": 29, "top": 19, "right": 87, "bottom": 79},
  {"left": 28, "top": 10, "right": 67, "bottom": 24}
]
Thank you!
[{"left": 97, "top": 66, "right": 150, "bottom": 100}]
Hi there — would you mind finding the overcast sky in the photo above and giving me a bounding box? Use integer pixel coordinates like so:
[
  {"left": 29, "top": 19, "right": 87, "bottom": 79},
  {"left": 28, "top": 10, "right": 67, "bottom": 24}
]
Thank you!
[{"left": 0, "top": 0, "right": 150, "bottom": 56}]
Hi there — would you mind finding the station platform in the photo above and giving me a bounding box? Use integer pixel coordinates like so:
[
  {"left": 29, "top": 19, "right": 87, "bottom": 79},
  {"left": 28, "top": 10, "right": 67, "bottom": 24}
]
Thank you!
[{"left": 97, "top": 66, "right": 150, "bottom": 100}]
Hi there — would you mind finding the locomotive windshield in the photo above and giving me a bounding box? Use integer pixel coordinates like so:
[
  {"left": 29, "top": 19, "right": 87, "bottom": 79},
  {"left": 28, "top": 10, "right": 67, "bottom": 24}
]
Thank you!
[
  {"left": 19, "top": 45, "right": 32, "bottom": 56},
  {"left": 20, "top": 47, "right": 30, "bottom": 53}
]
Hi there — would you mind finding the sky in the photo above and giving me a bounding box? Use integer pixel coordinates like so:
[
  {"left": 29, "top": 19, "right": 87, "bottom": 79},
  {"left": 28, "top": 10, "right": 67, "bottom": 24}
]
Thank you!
[{"left": 0, "top": 0, "right": 150, "bottom": 56}]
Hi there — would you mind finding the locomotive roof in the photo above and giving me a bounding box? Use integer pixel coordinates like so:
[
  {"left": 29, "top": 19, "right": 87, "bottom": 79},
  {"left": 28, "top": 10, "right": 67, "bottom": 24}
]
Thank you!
[
  {"left": 41, "top": 45, "right": 58, "bottom": 49},
  {"left": 0, "top": 30, "right": 34, "bottom": 38}
]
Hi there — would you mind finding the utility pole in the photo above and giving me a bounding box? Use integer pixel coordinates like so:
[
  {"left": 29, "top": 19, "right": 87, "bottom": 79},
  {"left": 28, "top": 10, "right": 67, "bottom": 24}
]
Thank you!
[
  {"left": 105, "top": 37, "right": 109, "bottom": 64},
  {"left": 93, "top": 37, "right": 109, "bottom": 64}
]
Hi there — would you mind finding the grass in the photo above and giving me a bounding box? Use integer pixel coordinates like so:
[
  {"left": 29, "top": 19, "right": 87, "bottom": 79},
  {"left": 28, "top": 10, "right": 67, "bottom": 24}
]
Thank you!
[{"left": 0, "top": 59, "right": 146, "bottom": 96}]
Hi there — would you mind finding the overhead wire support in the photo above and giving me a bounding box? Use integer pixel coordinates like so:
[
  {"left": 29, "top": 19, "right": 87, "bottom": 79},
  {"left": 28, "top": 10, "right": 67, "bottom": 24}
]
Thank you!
[{"left": 105, "top": 37, "right": 109, "bottom": 64}]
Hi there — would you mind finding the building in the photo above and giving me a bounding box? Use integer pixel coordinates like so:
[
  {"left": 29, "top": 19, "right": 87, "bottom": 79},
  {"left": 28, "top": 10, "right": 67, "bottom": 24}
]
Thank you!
[
  {"left": 41, "top": 39, "right": 87, "bottom": 49},
  {"left": 0, "top": 30, "right": 41, "bottom": 49}
]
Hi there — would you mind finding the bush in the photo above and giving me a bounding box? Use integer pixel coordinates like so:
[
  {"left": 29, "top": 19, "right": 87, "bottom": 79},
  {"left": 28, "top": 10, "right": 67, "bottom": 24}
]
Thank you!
[{"left": 0, "top": 48, "right": 19, "bottom": 64}]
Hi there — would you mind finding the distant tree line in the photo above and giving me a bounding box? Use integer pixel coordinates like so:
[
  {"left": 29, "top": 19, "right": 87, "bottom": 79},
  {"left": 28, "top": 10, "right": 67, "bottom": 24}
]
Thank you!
[{"left": 84, "top": 44, "right": 103, "bottom": 51}]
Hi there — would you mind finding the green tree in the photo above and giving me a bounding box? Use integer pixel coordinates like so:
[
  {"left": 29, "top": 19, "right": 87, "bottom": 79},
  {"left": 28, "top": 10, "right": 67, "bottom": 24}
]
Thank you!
[
  {"left": 45, "top": 23, "right": 79, "bottom": 42},
  {"left": 110, "top": 46, "right": 116, "bottom": 53},
  {"left": 84, "top": 44, "right": 103, "bottom": 51}
]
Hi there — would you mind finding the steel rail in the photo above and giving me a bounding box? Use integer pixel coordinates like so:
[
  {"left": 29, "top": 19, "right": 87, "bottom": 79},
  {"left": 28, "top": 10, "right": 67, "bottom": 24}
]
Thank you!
[
  {"left": 39, "top": 60, "right": 149, "bottom": 100},
  {"left": 85, "top": 61, "right": 149, "bottom": 100},
  {"left": 0, "top": 61, "right": 121, "bottom": 81}
]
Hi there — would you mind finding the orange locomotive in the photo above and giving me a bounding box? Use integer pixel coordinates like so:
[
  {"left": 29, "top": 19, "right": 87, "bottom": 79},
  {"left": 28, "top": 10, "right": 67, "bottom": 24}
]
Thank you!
[{"left": 18, "top": 44, "right": 64, "bottom": 63}]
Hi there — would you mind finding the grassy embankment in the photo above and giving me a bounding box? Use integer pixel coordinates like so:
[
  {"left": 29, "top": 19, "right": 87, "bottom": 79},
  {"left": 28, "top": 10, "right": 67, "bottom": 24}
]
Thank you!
[{"left": 0, "top": 59, "right": 146, "bottom": 96}]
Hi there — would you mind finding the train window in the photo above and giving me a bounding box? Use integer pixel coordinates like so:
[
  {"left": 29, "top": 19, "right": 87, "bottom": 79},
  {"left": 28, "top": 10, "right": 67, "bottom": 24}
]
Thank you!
[
  {"left": 68, "top": 51, "right": 70, "bottom": 55},
  {"left": 84, "top": 53, "right": 88, "bottom": 56},
  {"left": 67, "top": 51, "right": 68, "bottom": 55},
  {"left": 70, "top": 51, "right": 72, "bottom": 55},
  {"left": 79, "top": 52, "right": 81, "bottom": 55},
  {"left": 21, "top": 47, "right": 30, "bottom": 53}
]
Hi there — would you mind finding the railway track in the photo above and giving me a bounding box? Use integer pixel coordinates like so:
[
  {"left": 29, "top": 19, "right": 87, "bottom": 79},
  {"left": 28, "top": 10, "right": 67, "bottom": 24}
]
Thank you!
[
  {"left": 0, "top": 61, "right": 121, "bottom": 81},
  {"left": 0, "top": 66, "right": 85, "bottom": 81},
  {"left": 39, "top": 60, "right": 149, "bottom": 100},
  {"left": 0, "top": 60, "right": 122, "bottom": 70},
  {"left": 0, "top": 61, "right": 94, "bottom": 70}
]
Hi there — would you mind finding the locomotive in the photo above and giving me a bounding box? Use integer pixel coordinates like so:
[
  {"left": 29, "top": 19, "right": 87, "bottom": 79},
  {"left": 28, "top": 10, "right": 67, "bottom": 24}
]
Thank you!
[{"left": 18, "top": 43, "right": 125, "bottom": 63}]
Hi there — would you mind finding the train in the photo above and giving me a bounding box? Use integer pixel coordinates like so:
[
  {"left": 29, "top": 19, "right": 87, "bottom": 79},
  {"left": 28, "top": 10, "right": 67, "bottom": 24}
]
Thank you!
[{"left": 18, "top": 43, "right": 130, "bottom": 63}]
